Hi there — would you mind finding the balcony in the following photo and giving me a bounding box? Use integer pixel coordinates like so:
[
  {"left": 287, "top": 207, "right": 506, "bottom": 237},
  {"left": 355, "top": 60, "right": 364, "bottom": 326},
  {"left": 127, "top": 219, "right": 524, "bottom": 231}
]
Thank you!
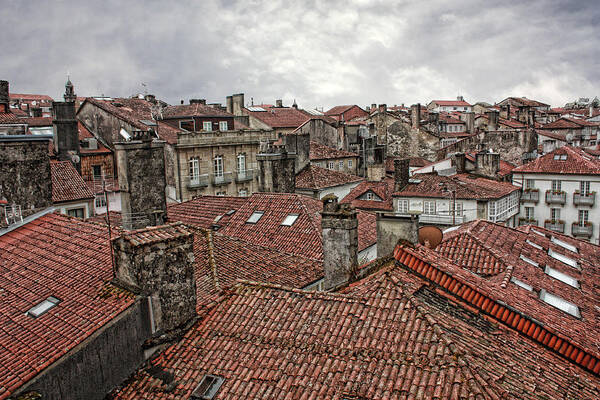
[
  {"left": 544, "top": 219, "right": 565, "bottom": 233},
  {"left": 211, "top": 172, "right": 233, "bottom": 186},
  {"left": 573, "top": 191, "right": 596, "bottom": 207},
  {"left": 518, "top": 217, "right": 538, "bottom": 226},
  {"left": 521, "top": 189, "right": 539, "bottom": 203},
  {"left": 418, "top": 214, "right": 466, "bottom": 225},
  {"left": 545, "top": 190, "right": 566, "bottom": 205},
  {"left": 572, "top": 222, "right": 593, "bottom": 238},
  {"left": 235, "top": 169, "right": 255, "bottom": 183},
  {"left": 187, "top": 174, "right": 209, "bottom": 189}
]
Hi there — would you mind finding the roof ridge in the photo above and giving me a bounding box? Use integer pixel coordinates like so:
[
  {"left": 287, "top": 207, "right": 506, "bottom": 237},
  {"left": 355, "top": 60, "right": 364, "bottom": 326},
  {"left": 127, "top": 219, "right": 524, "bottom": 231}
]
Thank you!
[{"left": 231, "top": 279, "right": 362, "bottom": 302}]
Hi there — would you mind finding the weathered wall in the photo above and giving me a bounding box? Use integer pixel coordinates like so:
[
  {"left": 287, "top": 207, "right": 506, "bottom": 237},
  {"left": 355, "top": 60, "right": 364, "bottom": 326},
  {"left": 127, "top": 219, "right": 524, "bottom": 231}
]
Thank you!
[
  {"left": 78, "top": 102, "right": 136, "bottom": 147},
  {"left": 376, "top": 213, "right": 419, "bottom": 257},
  {"left": 257, "top": 148, "right": 296, "bottom": 193},
  {"left": 295, "top": 119, "right": 340, "bottom": 149},
  {"left": 283, "top": 132, "right": 311, "bottom": 172},
  {"left": 80, "top": 153, "right": 114, "bottom": 181},
  {"left": 53, "top": 101, "right": 80, "bottom": 170},
  {"left": 17, "top": 298, "right": 150, "bottom": 400},
  {"left": 0, "top": 139, "right": 52, "bottom": 209},
  {"left": 387, "top": 121, "right": 439, "bottom": 160}
]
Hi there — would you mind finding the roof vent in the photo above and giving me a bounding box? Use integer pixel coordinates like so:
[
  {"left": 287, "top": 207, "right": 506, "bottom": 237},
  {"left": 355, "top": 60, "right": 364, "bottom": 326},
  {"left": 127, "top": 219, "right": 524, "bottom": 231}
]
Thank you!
[{"left": 191, "top": 375, "right": 224, "bottom": 399}]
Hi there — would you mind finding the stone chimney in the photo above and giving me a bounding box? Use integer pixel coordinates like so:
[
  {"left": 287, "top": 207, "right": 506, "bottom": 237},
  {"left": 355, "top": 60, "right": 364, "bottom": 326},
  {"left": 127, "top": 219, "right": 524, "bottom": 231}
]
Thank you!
[
  {"left": 232, "top": 93, "right": 244, "bottom": 116},
  {"left": 378, "top": 104, "right": 387, "bottom": 113},
  {"left": 321, "top": 195, "right": 358, "bottom": 290},
  {"left": 52, "top": 100, "right": 81, "bottom": 172},
  {"left": 393, "top": 158, "right": 409, "bottom": 192},
  {"left": 112, "top": 222, "right": 196, "bottom": 333},
  {"left": 0, "top": 80, "right": 8, "bottom": 113},
  {"left": 453, "top": 152, "right": 466, "bottom": 174},
  {"left": 486, "top": 110, "right": 499, "bottom": 131},
  {"left": 256, "top": 142, "right": 296, "bottom": 193},
  {"left": 144, "top": 94, "right": 156, "bottom": 104},
  {"left": 371, "top": 103, "right": 377, "bottom": 112},
  {"left": 475, "top": 151, "right": 500, "bottom": 179},
  {"left": 457, "top": 95, "right": 464, "bottom": 101},
  {"left": 463, "top": 112, "right": 475, "bottom": 134},
  {"left": 376, "top": 212, "right": 419, "bottom": 257},
  {"left": 276, "top": 99, "right": 283, "bottom": 107},
  {"left": 114, "top": 130, "right": 167, "bottom": 230},
  {"left": 283, "top": 131, "right": 310, "bottom": 172},
  {"left": 189, "top": 99, "right": 206, "bottom": 105},
  {"left": 411, "top": 104, "right": 421, "bottom": 129},
  {"left": 226, "top": 95, "right": 233, "bottom": 114}
]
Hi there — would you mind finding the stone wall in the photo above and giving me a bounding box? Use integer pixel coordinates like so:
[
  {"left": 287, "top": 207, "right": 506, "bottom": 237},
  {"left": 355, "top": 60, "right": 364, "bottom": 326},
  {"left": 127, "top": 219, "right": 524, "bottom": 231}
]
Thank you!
[
  {"left": 257, "top": 145, "right": 296, "bottom": 193},
  {"left": 295, "top": 118, "right": 340, "bottom": 149},
  {"left": 376, "top": 213, "right": 419, "bottom": 257},
  {"left": 78, "top": 102, "right": 136, "bottom": 147},
  {"left": 0, "top": 138, "right": 52, "bottom": 209},
  {"left": 387, "top": 121, "right": 438, "bottom": 160}
]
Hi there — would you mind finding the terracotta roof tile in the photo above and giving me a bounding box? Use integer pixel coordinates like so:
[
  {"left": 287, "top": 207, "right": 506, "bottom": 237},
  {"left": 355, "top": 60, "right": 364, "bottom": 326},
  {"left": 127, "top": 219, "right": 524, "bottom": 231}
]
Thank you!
[
  {"left": 0, "top": 213, "right": 134, "bottom": 399},
  {"left": 542, "top": 117, "right": 599, "bottom": 129},
  {"left": 245, "top": 106, "right": 312, "bottom": 128},
  {"left": 430, "top": 100, "right": 472, "bottom": 107},
  {"left": 0, "top": 112, "right": 20, "bottom": 123},
  {"left": 393, "top": 173, "right": 519, "bottom": 199},
  {"left": 167, "top": 195, "right": 249, "bottom": 229},
  {"left": 116, "top": 222, "right": 192, "bottom": 246},
  {"left": 341, "top": 178, "right": 395, "bottom": 211},
  {"left": 162, "top": 103, "right": 233, "bottom": 118},
  {"left": 50, "top": 161, "right": 95, "bottom": 203},
  {"left": 296, "top": 164, "right": 363, "bottom": 190},
  {"left": 22, "top": 116, "right": 52, "bottom": 127},
  {"left": 513, "top": 145, "right": 600, "bottom": 174},
  {"left": 309, "top": 141, "right": 358, "bottom": 160},
  {"left": 9, "top": 93, "right": 53, "bottom": 102}
]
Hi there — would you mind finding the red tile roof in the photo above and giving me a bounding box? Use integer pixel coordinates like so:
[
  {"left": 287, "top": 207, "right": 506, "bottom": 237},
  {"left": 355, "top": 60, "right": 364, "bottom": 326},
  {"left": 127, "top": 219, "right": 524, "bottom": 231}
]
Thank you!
[
  {"left": 324, "top": 105, "right": 355, "bottom": 115},
  {"left": 219, "top": 193, "right": 376, "bottom": 258},
  {"left": 430, "top": 100, "right": 472, "bottom": 107},
  {"left": 167, "top": 196, "right": 249, "bottom": 229},
  {"left": 513, "top": 145, "right": 600, "bottom": 175},
  {"left": 22, "top": 116, "right": 52, "bottom": 127},
  {"left": 341, "top": 178, "right": 395, "bottom": 211},
  {"left": 0, "top": 213, "right": 134, "bottom": 399},
  {"left": 296, "top": 164, "right": 363, "bottom": 190},
  {"left": 162, "top": 103, "right": 233, "bottom": 118},
  {"left": 499, "top": 97, "right": 550, "bottom": 108},
  {"left": 309, "top": 141, "right": 358, "bottom": 160},
  {"left": 393, "top": 173, "right": 519, "bottom": 199},
  {"left": 50, "top": 161, "right": 95, "bottom": 203},
  {"left": 385, "top": 156, "right": 431, "bottom": 173},
  {"left": 117, "top": 221, "right": 192, "bottom": 246},
  {"left": 9, "top": 93, "right": 53, "bottom": 102},
  {"left": 463, "top": 153, "right": 516, "bottom": 177},
  {"left": 111, "top": 277, "right": 500, "bottom": 399},
  {"left": 0, "top": 112, "right": 20, "bottom": 123},
  {"left": 245, "top": 106, "right": 312, "bottom": 128},
  {"left": 542, "top": 117, "right": 599, "bottom": 129}
]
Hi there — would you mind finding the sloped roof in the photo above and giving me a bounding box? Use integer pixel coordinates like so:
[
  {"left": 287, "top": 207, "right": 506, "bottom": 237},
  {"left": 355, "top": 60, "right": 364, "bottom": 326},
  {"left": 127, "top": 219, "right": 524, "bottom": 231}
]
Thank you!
[
  {"left": 324, "top": 104, "right": 355, "bottom": 115},
  {"left": 393, "top": 173, "right": 519, "bottom": 199},
  {"left": 9, "top": 93, "right": 53, "bottom": 102},
  {"left": 309, "top": 141, "right": 358, "bottom": 160},
  {"left": 0, "top": 213, "right": 134, "bottom": 399},
  {"left": 167, "top": 195, "right": 249, "bottom": 229},
  {"left": 385, "top": 156, "right": 432, "bottom": 173},
  {"left": 245, "top": 106, "right": 311, "bottom": 128},
  {"left": 513, "top": 145, "right": 600, "bottom": 175},
  {"left": 542, "top": 117, "right": 599, "bottom": 129},
  {"left": 22, "top": 116, "right": 52, "bottom": 127},
  {"left": 111, "top": 278, "right": 499, "bottom": 399},
  {"left": 498, "top": 97, "right": 550, "bottom": 108},
  {"left": 296, "top": 164, "right": 363, "bottom": 190},
  {"left": 341, "top": 178, "right": 395, "bottom": 211},
  {"left": 0, "top": 111, "right": 20, "bottom": 123},
  {"left": 50, "top": 161, "right": 95, "bottom": 203},
  {"left": 430, "top": 100, "right": 472, "bottom": 107},
  {"left": 162, "top": 103, "right": 233, "bottom": 118}
]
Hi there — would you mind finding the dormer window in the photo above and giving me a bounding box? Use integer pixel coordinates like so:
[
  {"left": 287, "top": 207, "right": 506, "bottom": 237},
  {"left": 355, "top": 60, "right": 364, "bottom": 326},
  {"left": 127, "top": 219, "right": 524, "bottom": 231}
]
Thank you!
[{"left": 366, "top": 192, "right": 374, "bottom": 200}]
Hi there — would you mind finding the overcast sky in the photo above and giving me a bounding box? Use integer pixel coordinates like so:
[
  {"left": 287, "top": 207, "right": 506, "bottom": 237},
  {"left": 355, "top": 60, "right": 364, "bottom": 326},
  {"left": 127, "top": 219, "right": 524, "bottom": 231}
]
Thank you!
[{"left": 3, "top": 0, "right": 599, "bottom": 109}]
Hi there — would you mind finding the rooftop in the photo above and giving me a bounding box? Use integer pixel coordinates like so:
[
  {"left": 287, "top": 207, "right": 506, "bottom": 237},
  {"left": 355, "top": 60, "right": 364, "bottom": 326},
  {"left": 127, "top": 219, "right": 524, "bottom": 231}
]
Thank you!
[
  {"left": 513, "top": 145, "right": 600, "bottom": 175},
  {"left": 162, "top": 103, "right": 233, "bottom": 119},
  {"left": 309, "top": 141, "right": 358, "bottom": 160},
  {"left": 167, "top": 195, "right": 249, "bottom": 229},
  {"left": 50, "top": 161, "right": 95, "bottom": 203},
  {"left": 429, "top": 99, "right": 472, "bottom": 107},
  {"left": 542, "top": 117, "right": 599, "bottom": 129},
  {"left": 245, "top": 105, "right": 312, "bottom": 128},
  {"left": 296, "top": 164, "right": 363, "bottom": 190},
  {"left": 341, "top": 178, "right": 395, "bottom": 211}
]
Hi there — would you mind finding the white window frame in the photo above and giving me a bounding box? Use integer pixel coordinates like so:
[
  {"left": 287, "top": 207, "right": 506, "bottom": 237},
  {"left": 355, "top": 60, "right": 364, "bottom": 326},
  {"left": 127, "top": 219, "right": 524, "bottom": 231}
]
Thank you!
[
  {"left": 366, "top": 192, "right": 374, "bottom": 201},
  {"left": 339, "top": 160, "right": 344, "bottom": 169},
  {"left": 237, "top": 153, "right": 246, "bottom": 173},
  {"left": 203, "top": 121, "right": 212, "bottom": 131},
  {"left": 578, "top": 210, "right": 589, "bottom": 227},
  {"left": 423, "top": 200, "right": 436, "bottom": 215},
  {"left": 238, "top": 189, "right": 248, "bottom": 197},
  {"left": 219, "top": 121, "right": 228, "bottom": 131},
  {"left": 550, "top": 208, "right": 561, "bottom": 222},
  {"left": 213, "top": 156, "right": 224, "bottom": 178},
  {"left": 328, "top": 161, "right": 334, "bottom": 169},
  {"left": 95, "top": 195, "right": 106, "bottom": 208},
  {"left": 397, "top": 199, "right": 409, "bottom": 214},
  {"left": 348, "top": 159, "right": 353, "bottom": 168},
  {"left": 551, "top": 180, "right": 561, "bottom": 192},
  {"left": 189, "top": 157, "right": 200, "bottom": 181},
  {"left": 580, "top": 181, "right": 591, "bottom": 196}
]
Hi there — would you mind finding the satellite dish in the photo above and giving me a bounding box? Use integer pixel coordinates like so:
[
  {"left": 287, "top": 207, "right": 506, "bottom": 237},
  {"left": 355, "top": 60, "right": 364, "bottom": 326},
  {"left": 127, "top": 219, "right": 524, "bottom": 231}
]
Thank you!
[{"left": 418, "top": 226, "right": 443, "bottom": 250}]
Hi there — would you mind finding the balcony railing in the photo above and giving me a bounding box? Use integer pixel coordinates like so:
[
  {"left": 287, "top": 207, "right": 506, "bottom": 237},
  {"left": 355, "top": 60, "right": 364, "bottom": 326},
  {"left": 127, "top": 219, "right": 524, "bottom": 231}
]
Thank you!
[
  {"left": 544, "top": 219, "right": 565, "bottom": 233},
  {"left": 572, "top": 222, "right": 593, "bottom": 238},
  {"left": 187, "top": 174, "right": 209, "bottom": 189},
  {"left": 545, "top": 190, "right": 566, "bottom": 205},
  {"left": 211, "top": 172, "right": 233, "bottom": 186},
  {"left": 417, "top": 214, "right": 466, "bottom": 225},
  {"left": 235, "top": 169, "right": 254, "bottom": 183},
  {"left": 521, "top": 189, "right": 539, "bottom": 203},
  {"left": 518, "top": 217, "right": 538, "bottom": 226},
  {"left": 573, "top": 191, "right": 596, "bottom": 207}
]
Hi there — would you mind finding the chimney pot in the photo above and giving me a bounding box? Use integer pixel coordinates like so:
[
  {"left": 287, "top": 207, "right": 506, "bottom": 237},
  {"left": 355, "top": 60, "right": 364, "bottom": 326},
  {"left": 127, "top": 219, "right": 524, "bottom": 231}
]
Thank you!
[{"left": 393, "top": 159, "right": 409, "bottom": 192}]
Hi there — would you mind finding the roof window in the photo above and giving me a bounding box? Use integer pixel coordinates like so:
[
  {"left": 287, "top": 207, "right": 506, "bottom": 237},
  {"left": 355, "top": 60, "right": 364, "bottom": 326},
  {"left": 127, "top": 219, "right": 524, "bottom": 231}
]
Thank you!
[
  {"left": 550, "top": 236, "right": 578, "bottom": 253},
  {"left": 225, "top": 209, "right": 236, "bottom": 216},
  {"left": 510, "top": 277, "right": 533, "bottom": 291},
  {"left": 526, "top": 239, "right": 543, "bottom": 250},
  {"left": 548, "top": 248, "right": 579, "bottom": 270},
  {"left": 539, "top": 289, "right": 581, "bottom": 318},
  {"left": 531, "top": 228, "right": 546, "bottom": 237},
  {"left": 553, "top": 154, "right": 567, "bottom": 160},
  {"left": 281, "top": 214, "right": 299, "bottom": 226},
  {"left": 191, "top": 375, "right": 224, "bottom": 399},
  {"left": 246, "top": 211, "right": 264, "bottom": 224},
  {"left": 520, "top": 254, "right": 539, "bottom": 267},
  {"left": 26, "top": 296, "right": 60, "bottom": 318},
  {"left": 544, "top": 265, "right": 580, "bottom": 288}
]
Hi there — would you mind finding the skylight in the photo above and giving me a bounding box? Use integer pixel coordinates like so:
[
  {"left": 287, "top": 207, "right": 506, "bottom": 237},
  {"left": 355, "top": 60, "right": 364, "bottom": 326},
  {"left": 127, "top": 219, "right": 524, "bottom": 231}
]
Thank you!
[
  {"left": 531, "top": 229, "right": 546, "bottom": 237},
  {"left": 119, "top": 128, "right": 131, "bottom": 140},
  {"left": 553, "top": 154, "right": 567, "bottom": 160},
  {"left": 520, "top": 254, "right": 539, "bottom": 267},
  {"left": 539, "top": 289, "right": 581, "bottom": 318},
  {"left": 27, "top": 296, "right": 60, "bottom": 318},
  {"left": 548, "top": 248, "right": 579, "bottom": 270},
  {"left": 544, "top": 266, "right": 580, "bottom": 288},
  {"left": 191, "top": 375, "right": 224, "bottom": 400},
  {"left": 247, "top": 106, "right": 266, "bottom": 112},
  {"left": 246, "top": 211, "right": 264, "bottom": 224},
  {"left": 526, "top": 240, "right": 543, "bottom": 250},
  {"left": 511, "top": 277, "right": 533, "bottom": 291},
  {"left": 550, "top": 236, "right": 578, "bottom": 253},
  {"left": 281, "top": 214, "right": 299, "bottom": 226}
]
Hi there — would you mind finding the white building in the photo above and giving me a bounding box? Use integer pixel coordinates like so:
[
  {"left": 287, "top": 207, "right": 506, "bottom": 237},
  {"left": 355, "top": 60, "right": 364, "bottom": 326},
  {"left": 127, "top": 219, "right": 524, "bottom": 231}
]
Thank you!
[
  {"left": 512, "top": 146, "right": 600, "bottom": 244},
  {"left": 427, "top": 97, "right": 472, "bottom": 113}
]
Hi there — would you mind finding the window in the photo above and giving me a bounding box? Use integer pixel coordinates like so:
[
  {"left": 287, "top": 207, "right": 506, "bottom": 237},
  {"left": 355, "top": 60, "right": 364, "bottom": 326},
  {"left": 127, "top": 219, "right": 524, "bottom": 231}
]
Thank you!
[
  {"left": 67, "top": 208, "right": 84, "bottom": 219},
  {"left": 550, "top": 236, "right": 578, "bottom": 253},
  {"left": 550, "top": 208, "right": 561, "bottom": 222},
  {"left": 213, "top": 156, "right": 223, "bottom": 178},
  {"left": 526, "top": 239, "right": 543, "bottom": 250},
  {"left": 510, "top": 277, "right": 533, "bottom": 291},
  {"left": 525, "top": 206, "right": 534, "bottom": 220},
  {"left": 189, "top": 157, "right": 200, "bottom": 181},
  {"left": 237, "top": 153, "right": 246, "bottom": 173},
  {"left": 219, "top": 121, "right": 228, "bottom": 131},
  {"left": 179, "top": 119, "right": 194, "bottom": 131},
  {"left": 423, "top": 200, "right": 436, "bottom": 215},
  {"left": 397, "top": 199, "right": 409, "bottom": 214},
  {"left": 551, "top": 180, "right": 561, "bottom": 191},
  {"left": 281, "top": 214, "right": 299, "bottom": 226},
  {"left": 525, "top": 179, "right": 535, "bottom": 189},
  {"left": 95, "top": 195, "right": 106, "bottom": 208},
  {"left": 455, "top": 202, "right": 463, "bottom": 217},
  {"left": 578, "top": 210, "right": 589, "bottom": 227},
  {"left": 520, "top": 254, "right": 539, "bottom": 267},
  {"left": 539, "top": 289, "right": 581, "bottom": 318},
  {"left": 92, "top": 165, "right": 102, "bottom": 178},
  {"left": 27, "top": 296, "right": 60, "bottom": 318},
  {"left": 339, "top": 160, "right": 344, "bottom": 168},
  {"left": 553, "top": 154, "right": 568, "bottom": 161},
  {"left": 216, "top": 191, "right": 226, "bottom": 196},
  {"left": 203, "top": 121, "right": 212, "bottom": 131},
  {"left": 191, "top": 375, "right": 225, "bottom": 400},
  {"left": 348, "top": 159, "right": 353, "bottom": 168},
  {"left": 328, "top": 161, "right": 334, "bottom": 169},
  {"left": 246, "top": 211, "right": 264, "bottom": 223},
  {"left": 366, "top": 192, "right": 374, "bottom": 200},
  {"left": 548, "top": 248, "right": 579, "bottom": 270},
  {"left": 238, "top": 189, "right": 248, "bottom": 197},
  {"left": 544, "top": 266, "right": 579, "bottom": 288},
  {"left": 580, "top": 181, "right": 591, "bottom": 196}
]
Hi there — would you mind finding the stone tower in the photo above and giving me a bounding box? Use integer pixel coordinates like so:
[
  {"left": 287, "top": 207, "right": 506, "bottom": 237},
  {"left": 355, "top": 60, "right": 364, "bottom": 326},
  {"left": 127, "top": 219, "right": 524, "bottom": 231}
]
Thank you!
[
  {"left": 52, "top": 97, "right": 81, "bottom": 172},
  {"left": 256, "top": 142, "right": 296, "bottom": 193},
  {"left": 64, "top": 78, "right": 77, "bottom": 102}
]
